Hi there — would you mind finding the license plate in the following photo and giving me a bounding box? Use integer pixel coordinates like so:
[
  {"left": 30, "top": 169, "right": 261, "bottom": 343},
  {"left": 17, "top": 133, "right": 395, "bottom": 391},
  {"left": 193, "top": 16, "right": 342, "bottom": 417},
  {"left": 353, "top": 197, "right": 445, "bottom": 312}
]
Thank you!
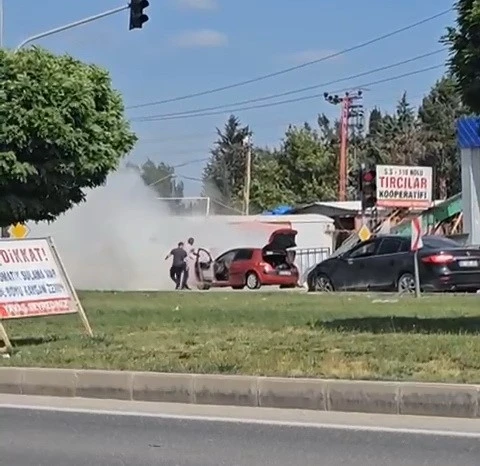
[
  {"left": 278, "top": 271, "right": 291, "bottom": 276},
  {"left": 459, "top": 260, "right": 479, "bottom": 267}
]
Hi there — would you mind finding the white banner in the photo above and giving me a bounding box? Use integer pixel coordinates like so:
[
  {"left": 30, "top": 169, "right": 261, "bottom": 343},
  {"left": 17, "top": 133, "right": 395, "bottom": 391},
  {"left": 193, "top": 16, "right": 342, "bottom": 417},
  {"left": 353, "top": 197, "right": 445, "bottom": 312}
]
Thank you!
[
  {"left": 376, "top": 165, "right": 433, "bottom": 209},
  {"left": 0, "top": 238, "right": 77, "bottom": 319}
]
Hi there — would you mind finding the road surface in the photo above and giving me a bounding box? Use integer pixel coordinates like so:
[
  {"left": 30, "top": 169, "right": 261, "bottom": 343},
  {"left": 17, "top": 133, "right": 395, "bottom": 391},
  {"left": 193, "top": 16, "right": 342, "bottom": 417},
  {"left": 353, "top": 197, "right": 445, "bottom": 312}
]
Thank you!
[{"left": 1, "top": 395, "right": 479, "bottom": 465}]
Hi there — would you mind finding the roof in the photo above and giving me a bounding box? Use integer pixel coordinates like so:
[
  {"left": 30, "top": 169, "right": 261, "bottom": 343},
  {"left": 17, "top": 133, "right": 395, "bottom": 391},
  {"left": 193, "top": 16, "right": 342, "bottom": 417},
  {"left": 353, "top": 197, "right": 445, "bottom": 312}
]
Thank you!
[
  {"left": 227, "top": 213, "right": 334, "bottom": 224},
  {"left": 292, "top": 202, "right": 359, "bottom": 217},
  {"left": 293, "top": 199, "right": 449, "bottom": 218},
  {"left": 391, "top": 193, "right": 462, "bottom": 235}
]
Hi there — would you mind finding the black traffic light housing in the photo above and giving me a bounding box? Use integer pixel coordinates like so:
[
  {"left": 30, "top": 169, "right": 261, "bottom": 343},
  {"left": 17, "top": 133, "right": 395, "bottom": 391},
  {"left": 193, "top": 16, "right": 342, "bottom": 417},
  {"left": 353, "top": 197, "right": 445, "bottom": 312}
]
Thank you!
[
  {"left": 129, "top": 0, "right": 149, "bottom": 30},
  {"left": 359, "top": 164, "right": 377, "bottom": 211}
]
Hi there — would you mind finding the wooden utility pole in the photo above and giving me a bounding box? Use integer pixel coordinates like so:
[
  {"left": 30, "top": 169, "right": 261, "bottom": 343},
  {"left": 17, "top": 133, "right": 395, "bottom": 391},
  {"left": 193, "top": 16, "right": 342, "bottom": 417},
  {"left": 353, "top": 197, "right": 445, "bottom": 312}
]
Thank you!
[
  {"left": 324, "top": 90, "right": 363, "bottom": 201},
  {"left": 243, "top": 135, "right": 252, "bottom": 215}
]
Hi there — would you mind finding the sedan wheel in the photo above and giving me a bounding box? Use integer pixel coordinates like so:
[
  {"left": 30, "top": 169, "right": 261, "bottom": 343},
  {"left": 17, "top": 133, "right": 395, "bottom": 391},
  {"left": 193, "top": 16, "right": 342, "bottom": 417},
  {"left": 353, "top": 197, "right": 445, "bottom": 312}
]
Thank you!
[
  {"left": 397, "top": 273, "right": 415, "bottom": 294},
  {"left": 246, "top": 272, "right": 261, "bottom": 290},
  {"left": 314, "top": 274, "right": 334, "bottom": 292}
]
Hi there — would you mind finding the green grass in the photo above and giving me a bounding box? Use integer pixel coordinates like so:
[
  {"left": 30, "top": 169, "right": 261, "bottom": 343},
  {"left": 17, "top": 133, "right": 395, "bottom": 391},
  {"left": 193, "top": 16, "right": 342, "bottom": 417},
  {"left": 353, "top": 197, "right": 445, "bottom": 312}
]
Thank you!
[{"left": 1, "top": 291, "right": 480, "bottom": 383}]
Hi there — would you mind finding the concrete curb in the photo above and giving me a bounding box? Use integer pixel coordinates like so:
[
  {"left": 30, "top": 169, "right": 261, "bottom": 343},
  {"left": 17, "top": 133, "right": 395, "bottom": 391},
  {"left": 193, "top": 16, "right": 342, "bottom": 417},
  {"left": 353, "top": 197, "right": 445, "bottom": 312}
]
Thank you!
[{"left": 0, "top": 367, "right": 479, "bottom": 418}]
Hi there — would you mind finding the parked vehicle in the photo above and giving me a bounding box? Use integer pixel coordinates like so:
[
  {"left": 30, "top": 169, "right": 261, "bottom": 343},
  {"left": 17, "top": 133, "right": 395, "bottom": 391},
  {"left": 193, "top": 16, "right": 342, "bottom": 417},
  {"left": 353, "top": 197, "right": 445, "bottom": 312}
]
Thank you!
[
  {"left": 194, "top": 229, "right": 299, "bottom": 290},
  {"left": 307, "top": 235, "right": 480, "bottom": 293}
]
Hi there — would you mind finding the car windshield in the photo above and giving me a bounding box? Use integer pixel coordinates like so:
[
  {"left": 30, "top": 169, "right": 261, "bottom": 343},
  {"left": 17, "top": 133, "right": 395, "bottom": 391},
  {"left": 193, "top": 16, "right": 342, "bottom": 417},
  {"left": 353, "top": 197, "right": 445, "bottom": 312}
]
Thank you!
[{"left": 422, "top": 236, "right": 461, "bottom": 249}]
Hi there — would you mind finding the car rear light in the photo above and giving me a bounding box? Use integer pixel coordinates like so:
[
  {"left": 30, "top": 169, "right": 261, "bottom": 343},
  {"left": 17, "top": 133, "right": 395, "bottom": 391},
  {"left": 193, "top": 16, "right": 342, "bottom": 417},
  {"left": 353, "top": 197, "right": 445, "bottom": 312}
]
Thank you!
[
  {"left": 259, "top": 262, "right": 272, "bottom": 273},
  {"left": 421, "top": 254, "right": 455, "bottom": 264}
]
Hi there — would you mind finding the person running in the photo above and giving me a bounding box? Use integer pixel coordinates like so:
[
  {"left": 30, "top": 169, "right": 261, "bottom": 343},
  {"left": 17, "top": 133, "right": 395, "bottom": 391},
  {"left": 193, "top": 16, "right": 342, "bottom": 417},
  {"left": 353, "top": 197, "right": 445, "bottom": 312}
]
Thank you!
[{"left": 165, "top": 242, "right": 187, "bottom": 290}]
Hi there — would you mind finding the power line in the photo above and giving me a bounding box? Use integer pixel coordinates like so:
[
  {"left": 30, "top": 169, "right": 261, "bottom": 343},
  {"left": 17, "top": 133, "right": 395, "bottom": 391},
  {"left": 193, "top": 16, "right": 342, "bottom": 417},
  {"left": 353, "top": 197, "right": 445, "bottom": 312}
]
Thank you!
[
  {"left": 135, "top": 118, "right": 297, "bottom": 144},
  {"left": 131, "top": 156, "right": 209, "bottom": 168},
  {"left": 133, "top": 49, "right": 444, "bottom": 121},
  {"left": 136, "top": 147, "right": 210, "bottom": 157},
  {"left": 126, "top": 8, "right": 452, "bottom": 110},
  {"left": 132, "top": 64, "right": 444, "bottom": 122},
  {"left": 172, "top": 158, "right": 209, "bottom": 168}
]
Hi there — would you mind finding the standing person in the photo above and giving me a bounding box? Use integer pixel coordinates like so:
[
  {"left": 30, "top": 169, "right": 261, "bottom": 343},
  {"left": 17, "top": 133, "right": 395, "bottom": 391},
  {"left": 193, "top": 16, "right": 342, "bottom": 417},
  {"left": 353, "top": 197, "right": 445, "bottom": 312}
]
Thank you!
[
  {"left": 182, "top": 237, "right": 197, "bottom": 290},
  {"left": 165, "top": 242, "right": 187, "bottom": 290}
]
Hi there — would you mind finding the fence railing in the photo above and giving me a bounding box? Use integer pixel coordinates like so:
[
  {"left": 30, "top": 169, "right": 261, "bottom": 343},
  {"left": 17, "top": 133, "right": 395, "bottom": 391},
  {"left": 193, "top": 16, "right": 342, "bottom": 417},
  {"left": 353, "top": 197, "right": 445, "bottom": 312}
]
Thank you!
[{"left": 294, "top": 247, "right": 331, "bottom": 285}]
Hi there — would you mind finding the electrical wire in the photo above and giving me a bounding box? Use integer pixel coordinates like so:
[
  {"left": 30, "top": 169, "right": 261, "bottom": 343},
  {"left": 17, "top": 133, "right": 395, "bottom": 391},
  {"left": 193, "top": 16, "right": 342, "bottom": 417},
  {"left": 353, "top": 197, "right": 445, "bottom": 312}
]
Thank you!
[
  {"left": 132, "top": 49, "right": 445, "bottom": 120},
  {"left": 171, "top": 157, "right": 209, "bottom": 168},
  {"left": 132, "top": 64, "right": 444, "bottom": 122},
  {"left": 126, "top": 8, "right": 452, "bottom": 110}
]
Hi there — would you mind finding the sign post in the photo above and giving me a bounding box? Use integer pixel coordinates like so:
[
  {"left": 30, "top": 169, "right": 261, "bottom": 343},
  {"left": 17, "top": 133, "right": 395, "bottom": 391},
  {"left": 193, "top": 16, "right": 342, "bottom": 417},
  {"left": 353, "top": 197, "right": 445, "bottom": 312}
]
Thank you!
[
  {"left": 411, "top": 216, "right": 423, "bottom": 298},
  {"left": 0, "top": 236, "right": 93, "bottom": 352},
  {"left": 456, "top": 118, "right": 480, "bottom": 245},
  {"left": 376, "top": 165, "right": 433, "bottom": 209}
]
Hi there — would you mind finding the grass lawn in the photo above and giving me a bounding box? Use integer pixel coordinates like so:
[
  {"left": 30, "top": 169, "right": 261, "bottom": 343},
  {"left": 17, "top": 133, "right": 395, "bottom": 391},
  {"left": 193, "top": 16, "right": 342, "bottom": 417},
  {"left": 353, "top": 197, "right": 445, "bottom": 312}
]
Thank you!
[{"left": 1, "top": 291, "right": 480, "bottom": 383}]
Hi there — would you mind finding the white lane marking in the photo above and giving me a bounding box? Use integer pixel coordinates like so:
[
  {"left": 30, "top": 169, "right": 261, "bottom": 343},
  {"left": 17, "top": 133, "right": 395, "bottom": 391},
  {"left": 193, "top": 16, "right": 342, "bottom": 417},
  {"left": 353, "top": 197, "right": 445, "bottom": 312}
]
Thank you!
[{"left": 1, "top": 403, "right": 480, "bottom": 439}]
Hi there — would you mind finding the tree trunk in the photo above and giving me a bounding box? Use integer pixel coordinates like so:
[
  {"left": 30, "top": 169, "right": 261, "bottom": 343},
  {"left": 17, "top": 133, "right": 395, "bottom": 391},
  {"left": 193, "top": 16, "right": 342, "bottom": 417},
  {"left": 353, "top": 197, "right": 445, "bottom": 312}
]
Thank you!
[{"left": 437, "top": 176, "right": 448, "bottom": 200}]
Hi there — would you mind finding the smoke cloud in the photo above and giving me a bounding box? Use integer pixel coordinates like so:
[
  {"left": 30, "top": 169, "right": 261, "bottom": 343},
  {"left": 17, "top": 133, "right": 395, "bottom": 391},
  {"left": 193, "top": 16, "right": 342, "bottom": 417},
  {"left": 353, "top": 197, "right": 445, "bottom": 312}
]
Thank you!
[{"left": 28, "top": 168, "right": 267, "bottom": 291}]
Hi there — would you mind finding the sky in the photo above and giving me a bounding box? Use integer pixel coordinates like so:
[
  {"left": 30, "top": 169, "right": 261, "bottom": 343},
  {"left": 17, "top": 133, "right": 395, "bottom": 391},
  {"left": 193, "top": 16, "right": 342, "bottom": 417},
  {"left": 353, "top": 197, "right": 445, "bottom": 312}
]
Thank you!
[{"left": 4, "top": 0, "right": 455, "bottom": 195}]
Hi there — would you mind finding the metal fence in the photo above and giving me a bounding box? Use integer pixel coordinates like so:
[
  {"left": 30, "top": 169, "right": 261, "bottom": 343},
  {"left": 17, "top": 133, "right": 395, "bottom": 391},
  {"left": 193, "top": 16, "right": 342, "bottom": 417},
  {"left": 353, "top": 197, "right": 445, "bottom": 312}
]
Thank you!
[{"left": 294, "top": 247, "right": 331, "bottom": 281}]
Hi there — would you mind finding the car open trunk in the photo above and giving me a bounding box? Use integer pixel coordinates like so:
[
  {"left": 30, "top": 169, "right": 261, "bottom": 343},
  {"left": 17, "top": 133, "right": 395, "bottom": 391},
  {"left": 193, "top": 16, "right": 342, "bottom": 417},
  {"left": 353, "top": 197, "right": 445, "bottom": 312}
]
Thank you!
[{"left": 262, "top": 229, "right": 297, "bottom": 271}]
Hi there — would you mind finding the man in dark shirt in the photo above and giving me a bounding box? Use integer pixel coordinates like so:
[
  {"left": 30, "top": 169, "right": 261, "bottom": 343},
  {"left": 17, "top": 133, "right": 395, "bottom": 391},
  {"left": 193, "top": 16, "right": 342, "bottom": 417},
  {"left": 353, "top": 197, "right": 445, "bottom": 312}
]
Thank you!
[{"left": 165, "top": 242, "right": 187, "bottom": 290}]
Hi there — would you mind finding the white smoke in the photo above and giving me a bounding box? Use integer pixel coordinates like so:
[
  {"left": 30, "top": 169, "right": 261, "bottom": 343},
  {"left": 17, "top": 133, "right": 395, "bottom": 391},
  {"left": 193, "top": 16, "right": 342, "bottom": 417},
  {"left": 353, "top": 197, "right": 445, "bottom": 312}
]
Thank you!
[{"left": 28, "top": 168, "right": 267, "bottom": 291}]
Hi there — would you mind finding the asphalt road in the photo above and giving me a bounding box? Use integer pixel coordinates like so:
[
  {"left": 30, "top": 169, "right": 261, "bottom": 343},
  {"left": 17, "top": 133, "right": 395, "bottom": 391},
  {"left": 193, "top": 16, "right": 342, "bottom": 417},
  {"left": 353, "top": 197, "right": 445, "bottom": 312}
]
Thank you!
[{"left": 1, "top": 398, "right": 479, "bottom": 466}]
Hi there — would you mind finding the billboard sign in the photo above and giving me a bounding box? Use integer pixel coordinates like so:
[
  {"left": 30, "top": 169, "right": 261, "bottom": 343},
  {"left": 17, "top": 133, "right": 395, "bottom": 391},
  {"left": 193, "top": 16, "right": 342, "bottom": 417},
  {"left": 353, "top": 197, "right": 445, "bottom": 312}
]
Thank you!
[
  {"left": 0, "top": 237, "right": 92, "bottom": 352},
  {"left": 376, "top": 165, "right": 433, "bottom": 209}
]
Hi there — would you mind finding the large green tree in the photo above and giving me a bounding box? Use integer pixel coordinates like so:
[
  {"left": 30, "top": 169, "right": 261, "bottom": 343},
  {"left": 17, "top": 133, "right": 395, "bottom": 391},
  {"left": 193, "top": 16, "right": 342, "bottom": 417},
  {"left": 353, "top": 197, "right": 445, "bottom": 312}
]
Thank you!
[
  {"left": 249, "top": 122, "right": 338, "bottom": 210},
  {"left": 249, "top": 147, "right": 295, "bottom": 212},
  {"left": 443, "top": 0, "right": 480, "bottom": 112},
  {"left": 280, "top": 123, "right": 338, "bottom": 203},
  {"left": 0, "top": 47, "right": 136, "bottom": 226},
  {"left": 366, "top": 93, "right": 423, "bottom": 166},
  {"left": 127, "top": 159, "right": 185, "bottom": 213},
  {"left": 136, "top": 159, "right": 184, "bottom": 199},
  {"left": 202, "top": 115, "right": 251, "bottom": 211},
  {"left": 418, "top": 76, "right": 465, "bottom": 198}
]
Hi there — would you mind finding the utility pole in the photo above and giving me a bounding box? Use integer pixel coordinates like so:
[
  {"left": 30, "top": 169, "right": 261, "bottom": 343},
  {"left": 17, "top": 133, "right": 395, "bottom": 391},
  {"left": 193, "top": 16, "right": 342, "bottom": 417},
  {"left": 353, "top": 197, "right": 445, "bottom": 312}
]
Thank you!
[
  {"left": 243, "top": 135, "right": 252, "bottom": 215},
  {"left": 348, "top": 93, "right": 365, "bottom": 174},
  {"left": 324, "top": 90, "right": 363, "bottom": 201}
]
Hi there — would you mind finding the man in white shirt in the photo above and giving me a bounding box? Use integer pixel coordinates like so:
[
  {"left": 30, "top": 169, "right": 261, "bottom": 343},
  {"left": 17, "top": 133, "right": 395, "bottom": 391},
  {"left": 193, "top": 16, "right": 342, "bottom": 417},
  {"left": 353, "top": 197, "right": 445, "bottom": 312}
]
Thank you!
[{"left": 182, "top": 237, "right": 197, "bottom": 290}]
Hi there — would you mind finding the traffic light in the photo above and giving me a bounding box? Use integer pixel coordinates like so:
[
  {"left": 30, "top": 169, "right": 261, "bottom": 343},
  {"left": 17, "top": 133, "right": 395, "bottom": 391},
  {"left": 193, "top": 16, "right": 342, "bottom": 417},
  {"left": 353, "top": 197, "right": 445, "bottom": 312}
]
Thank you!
[
  {"left": 129, "top": 0, "right": 149, "bottom": 30},
  {"left": 359, "top": 165, "right": 377, "bottom": 210}
]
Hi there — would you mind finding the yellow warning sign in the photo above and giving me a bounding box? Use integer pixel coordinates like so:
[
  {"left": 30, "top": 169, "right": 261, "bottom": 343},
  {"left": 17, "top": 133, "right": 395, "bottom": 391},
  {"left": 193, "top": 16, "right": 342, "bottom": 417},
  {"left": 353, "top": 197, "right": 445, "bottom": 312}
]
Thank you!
[
  {"left": 358, "top": 225, "right": 371, "bottom": 242},
  {"left": 8, "top": 223, "right": 30, "bottom": 239}
]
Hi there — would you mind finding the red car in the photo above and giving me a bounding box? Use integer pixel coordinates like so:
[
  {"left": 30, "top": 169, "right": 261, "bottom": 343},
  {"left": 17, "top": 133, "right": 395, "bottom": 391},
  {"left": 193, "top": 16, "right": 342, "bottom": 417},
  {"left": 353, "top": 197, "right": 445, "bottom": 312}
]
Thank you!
[{"left": 194, "top": 229, "right": 299, "bottom": 290}]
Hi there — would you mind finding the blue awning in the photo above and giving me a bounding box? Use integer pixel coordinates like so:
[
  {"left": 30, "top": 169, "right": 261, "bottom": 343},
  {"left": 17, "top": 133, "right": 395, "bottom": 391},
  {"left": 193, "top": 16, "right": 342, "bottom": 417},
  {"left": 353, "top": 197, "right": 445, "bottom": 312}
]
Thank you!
[{"left": 263, "top": 205, "right": 294, "bottom": 215}]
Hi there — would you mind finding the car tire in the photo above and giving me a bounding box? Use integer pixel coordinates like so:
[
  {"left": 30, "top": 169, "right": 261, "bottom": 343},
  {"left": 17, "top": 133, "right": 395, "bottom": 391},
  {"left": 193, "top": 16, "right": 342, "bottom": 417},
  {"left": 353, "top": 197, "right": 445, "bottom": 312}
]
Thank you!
[
  {"left": 197, "top": 283, "right": 211, "bottom": 290},
  {"left": 313, "top": 273, "right": 334, "bottom": 292},
  {"left": 231, "top": 285, "right": 245, "bottom": 290},
  {"left": 397, "top": 272, "right": 415, "bottom": 294},
  {"left": 245, "top": 272, "right": 261, "bottom": 290}
]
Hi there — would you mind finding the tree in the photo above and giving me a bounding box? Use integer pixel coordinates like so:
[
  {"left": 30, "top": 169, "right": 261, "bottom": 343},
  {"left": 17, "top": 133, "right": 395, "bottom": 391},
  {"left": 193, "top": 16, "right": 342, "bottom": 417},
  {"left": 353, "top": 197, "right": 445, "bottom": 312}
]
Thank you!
[
  {"left": 127, "top": 159, "right": 185, "bottom": 213},
  {"left": 368, "top": 107, "right": 383, "bottom": 135},
  {"left": 0, "top": 47, "right": 136, "bottom": 226},
  {"left": 360, "top": 108, "right": 385, "bottom": 167},
  {"left": 418, "top": 76, "right": 465, "bottom": 198},
  {"left": 136, "top": 159, "right": 184, "bottom": 199},
  {"left": 249, "top": 147, "right": 295, "bottom": 212},
  {"left": 202, "top": 115, "right": 251, "bottom": 211},
  {"left": 368, "top": 93, "right": 424, "bottom": 166},
  {"left": 278, "top": 123, "right": 338, "bottom": 203},
  {"left": 442, "top": 0, "right": 480, "bottom": 112}
]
